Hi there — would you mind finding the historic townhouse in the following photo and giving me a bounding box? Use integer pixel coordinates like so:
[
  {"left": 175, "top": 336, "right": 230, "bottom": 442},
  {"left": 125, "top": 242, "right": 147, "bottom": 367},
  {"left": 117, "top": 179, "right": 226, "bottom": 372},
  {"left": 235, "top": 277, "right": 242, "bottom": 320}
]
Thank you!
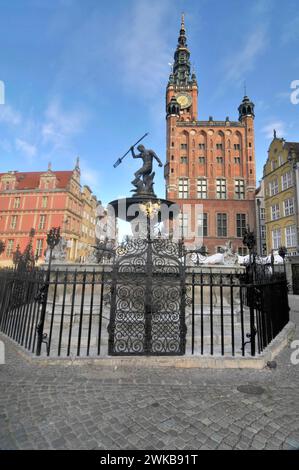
[
  {"left": 165, "top": 16, "right": 256, "bottom": 254},
  {"left": 263, "top": 135, "right": 299, "bottom": 255},
  {"left": 0, "top": 160, "right": 98, "bottom": 266},
  {"left": 77, "top": 185, "right": 98, "bottom": 263}
]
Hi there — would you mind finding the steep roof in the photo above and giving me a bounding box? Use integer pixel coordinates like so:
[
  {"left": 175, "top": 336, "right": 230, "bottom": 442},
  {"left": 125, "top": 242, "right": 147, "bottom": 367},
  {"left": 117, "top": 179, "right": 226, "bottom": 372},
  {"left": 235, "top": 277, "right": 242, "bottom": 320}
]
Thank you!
[
  {"left": 284, "top": 142, "right": 299, "bottom": 154},
  {"left": 0, "top": 171, "right": 73, "bottom": 189}
]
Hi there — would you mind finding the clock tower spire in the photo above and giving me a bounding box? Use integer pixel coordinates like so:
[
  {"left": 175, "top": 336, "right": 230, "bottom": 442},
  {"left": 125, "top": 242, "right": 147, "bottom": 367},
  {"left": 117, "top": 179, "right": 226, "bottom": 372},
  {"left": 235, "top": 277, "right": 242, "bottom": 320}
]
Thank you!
[{"left": 166, "top": 15, "right": 198, "bottom": 121}]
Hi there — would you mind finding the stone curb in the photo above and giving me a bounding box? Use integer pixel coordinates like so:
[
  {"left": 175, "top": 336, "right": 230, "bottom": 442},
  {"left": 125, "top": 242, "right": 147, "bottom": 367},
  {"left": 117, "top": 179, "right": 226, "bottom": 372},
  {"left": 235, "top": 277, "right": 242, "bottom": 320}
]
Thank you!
[{"left": 1, "top": 321, "right": 296, "bottom": 369}]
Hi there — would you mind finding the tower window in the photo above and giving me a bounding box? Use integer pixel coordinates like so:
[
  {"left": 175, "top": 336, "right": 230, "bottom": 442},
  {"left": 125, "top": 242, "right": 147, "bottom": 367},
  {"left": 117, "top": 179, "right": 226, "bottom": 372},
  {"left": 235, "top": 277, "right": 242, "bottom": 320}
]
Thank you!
[
  {"left": 10, "top": 215, "right": 18, "bottom": 230},
  {"left": 198, "top": 213, "right": 208, "bottom": 237},
  {"left": 178, "top": 178, "right": 188, "bottom": 199},
  {"left": 216, "top": 179, "right": 226, "bottom": 199},
  {"left": 234, "top": 144, "right": 241, "bottom": 150},
  {"left": 216, "top": 143, "right": 223, "bottom": 150},
  {"left": 234, "top": 157, "right": 240, "bottom": 164},
  {"left": 35, "top": 239, "right": 44, "bottom": 257},
  {"left": 179, "top": 213, "right": 189, "bottom": 237},
  {"left": 235, "top": 180, "right": 245, "bottom": 199},
  {"left": 39, "top": 215, "right": 46, "bottom": 230},
  {"left": 197, "top": 179, "right": 207, "bottom": 199},
  {"left": 181, "top": 143, "right": 187, "bottom": 149},
  {"left": 198, "top": 156, "right": 205, "bottom": 164},
  {"left": 14, "top": 197, "right": 21, "bottom": 209},
  {"left": 180, "top": 156, "right": 188, "bottom": 164},
  {"left": 236, "top": 214, "right": 246, "bottom": 237},
  {"left": 6, "top": 239, "right": 14, "bottom": 257},
  {"left": 217, "top": 213, "right": 227, "bottom": 237},
  {"left": 216, "top": 157, "right": 223, "bottom": 164},
  {"left": 249, "top": 142, "right": 252, "bottom": 147},
  {"left": 198, "top": 143, "right": 205, "bottom": 149}
]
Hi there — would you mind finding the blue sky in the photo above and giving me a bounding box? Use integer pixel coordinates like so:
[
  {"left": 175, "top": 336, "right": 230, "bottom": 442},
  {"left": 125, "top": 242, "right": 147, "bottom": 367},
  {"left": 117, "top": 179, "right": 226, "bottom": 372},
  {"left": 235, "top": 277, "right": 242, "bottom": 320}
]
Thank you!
[{"left": 0, "top": 0, "right": 298, "bottom": 206}]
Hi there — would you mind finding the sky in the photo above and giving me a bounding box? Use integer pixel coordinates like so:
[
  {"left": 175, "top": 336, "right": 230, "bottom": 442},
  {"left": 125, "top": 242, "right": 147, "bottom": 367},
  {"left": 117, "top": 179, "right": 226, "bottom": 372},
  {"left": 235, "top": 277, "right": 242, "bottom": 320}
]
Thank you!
[{"left": 0, "top": 0, "right": 298, "bottom": 208}]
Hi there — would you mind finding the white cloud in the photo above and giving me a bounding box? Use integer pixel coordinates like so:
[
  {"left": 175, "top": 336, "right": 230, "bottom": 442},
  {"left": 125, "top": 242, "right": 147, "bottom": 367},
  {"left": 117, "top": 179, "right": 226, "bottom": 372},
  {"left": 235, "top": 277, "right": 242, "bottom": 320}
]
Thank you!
[
  {"left": 42, "top": 98, "right": 88, "bottom": 150},
  {"left": 261, "top": 121, "right": 286, "bottom": 139},
  {"left": 15, "top": 138, "right": 37, "bottom": 158},
  {"left": 224, "top": 27, "right": 268, "bottom": 83},
  {"left": 0, "top": 105, "right": 22, "bottom": 126},
  {"left": 114, "top": 0, "right": 172, "bottom": 98}
]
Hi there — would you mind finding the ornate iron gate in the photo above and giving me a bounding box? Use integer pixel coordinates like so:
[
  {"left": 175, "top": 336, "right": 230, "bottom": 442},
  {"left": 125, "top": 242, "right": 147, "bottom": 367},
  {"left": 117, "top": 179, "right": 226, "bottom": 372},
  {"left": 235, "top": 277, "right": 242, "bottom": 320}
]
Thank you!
[{"left": 108, "top": 238, "right": 187, "bottom": 355}]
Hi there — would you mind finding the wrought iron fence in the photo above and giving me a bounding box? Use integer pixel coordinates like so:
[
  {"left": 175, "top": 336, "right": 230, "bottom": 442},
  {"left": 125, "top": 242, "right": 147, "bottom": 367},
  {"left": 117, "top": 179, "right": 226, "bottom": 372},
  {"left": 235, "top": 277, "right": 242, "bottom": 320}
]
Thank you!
[
  {"left": 0, "top": 268, "right": 45, "bottom": 353},
  {"left": 186, "top": 271, "right": 289, "bottom": 356},
  {"left": 0, "top": 264, "right": 290, "bottom": 358}
]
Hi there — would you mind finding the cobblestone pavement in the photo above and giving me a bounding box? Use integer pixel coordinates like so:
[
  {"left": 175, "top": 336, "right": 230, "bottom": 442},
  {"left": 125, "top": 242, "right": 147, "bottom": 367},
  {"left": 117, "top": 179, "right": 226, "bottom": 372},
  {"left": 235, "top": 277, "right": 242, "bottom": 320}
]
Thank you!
[{"left": 0, "top": 298, "right": 298, "bottom": 450}]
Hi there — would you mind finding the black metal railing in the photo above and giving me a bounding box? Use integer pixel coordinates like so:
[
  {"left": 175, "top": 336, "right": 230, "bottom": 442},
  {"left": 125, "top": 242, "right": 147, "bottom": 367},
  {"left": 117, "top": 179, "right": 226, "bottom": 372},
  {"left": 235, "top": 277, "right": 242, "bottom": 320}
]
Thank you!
[
  {"left": 0, "top": 265, "right": 290, "bottom": 358},
  {"left": 0, "top": 268, "right": 45, "bottom": 353},
  {"left": 185, "top": 271, "right": 289, "bottom": 357}
]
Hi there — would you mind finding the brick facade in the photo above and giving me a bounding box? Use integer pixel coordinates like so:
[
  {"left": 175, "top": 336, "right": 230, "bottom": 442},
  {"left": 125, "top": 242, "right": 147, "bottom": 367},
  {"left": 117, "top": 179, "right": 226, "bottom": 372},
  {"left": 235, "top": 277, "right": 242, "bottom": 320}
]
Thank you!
[
  {"left": 0, "top": 161, "right": 99, "bottom": 266},
  {"left": 165, "top": 16, "right": 256, "bottom": 254}
]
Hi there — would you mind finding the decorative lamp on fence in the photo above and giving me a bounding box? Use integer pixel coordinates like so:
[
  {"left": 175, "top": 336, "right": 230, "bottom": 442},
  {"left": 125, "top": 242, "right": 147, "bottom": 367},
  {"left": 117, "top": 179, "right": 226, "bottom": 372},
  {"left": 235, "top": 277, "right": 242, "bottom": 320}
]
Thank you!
[
  {"left": 242, "top": 226, "right": 256, "bottom": 276},
  {"left": 46, "top": 227, "right": 61, "bottom": 271}
]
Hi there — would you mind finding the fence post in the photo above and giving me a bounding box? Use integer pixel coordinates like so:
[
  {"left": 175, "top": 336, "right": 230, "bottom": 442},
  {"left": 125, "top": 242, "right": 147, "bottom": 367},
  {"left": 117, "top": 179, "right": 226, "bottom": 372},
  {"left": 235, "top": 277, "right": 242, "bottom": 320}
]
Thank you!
[
  {"left": 35, "top": 274, "right": 50, "bottom": 356},
  {"left": 36, "top": 227, "right": 61, "bottom": 356},
  {"left": 249, "top": 285, "right": 256, "bottom": 356}
]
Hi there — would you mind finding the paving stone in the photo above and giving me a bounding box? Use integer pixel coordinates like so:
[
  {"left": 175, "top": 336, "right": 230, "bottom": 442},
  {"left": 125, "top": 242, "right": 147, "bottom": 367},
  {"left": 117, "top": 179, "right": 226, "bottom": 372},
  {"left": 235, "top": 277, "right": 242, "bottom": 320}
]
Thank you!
[{"left": 0, "top": 305, "right": 299, "bottom": 450}]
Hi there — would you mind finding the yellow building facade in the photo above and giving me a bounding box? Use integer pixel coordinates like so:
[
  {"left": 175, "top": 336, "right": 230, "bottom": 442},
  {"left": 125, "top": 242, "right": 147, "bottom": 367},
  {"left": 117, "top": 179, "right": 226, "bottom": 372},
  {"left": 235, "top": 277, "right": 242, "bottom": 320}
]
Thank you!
[
  {"left": 263, "top": 136, "right": 298, "bottom": 255},
  {"left": 77, "top": 185, "right": 98, "bottom": 262}
]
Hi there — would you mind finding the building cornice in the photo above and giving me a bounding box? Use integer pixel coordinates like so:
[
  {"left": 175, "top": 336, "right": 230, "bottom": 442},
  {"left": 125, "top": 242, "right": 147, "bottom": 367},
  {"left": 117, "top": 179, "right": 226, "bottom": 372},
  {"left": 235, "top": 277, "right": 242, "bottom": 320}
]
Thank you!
[{"left": 177, "top": 120, "right": 244, "bottom": 128}]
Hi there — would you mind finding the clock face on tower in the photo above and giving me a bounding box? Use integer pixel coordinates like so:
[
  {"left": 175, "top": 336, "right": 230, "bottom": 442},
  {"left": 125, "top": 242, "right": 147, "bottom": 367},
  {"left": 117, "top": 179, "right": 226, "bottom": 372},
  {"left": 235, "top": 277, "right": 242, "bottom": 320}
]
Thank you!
[{"left": 175, "top": 92, "right": 192, "bottom": 109}]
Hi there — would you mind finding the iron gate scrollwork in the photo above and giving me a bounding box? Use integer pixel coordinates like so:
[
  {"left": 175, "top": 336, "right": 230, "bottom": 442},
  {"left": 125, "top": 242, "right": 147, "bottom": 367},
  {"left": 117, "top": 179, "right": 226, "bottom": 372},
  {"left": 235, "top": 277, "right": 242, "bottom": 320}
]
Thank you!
[{"left": 108, "top": 238, "right": 187, "bottom": 355}]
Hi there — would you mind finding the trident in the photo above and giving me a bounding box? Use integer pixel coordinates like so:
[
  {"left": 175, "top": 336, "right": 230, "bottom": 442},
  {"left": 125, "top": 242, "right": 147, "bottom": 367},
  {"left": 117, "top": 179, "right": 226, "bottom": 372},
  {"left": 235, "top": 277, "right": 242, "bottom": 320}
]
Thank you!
[{"left": 113, "top": 132, "right": 149, "bottom": 168}]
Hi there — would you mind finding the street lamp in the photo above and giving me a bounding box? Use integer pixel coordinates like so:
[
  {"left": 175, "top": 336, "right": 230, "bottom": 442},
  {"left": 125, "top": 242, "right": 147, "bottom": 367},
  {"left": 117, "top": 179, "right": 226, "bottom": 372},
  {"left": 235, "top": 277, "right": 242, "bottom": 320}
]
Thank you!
[{"left": 242, "top": 225, "right": 256, "bottom": 280}]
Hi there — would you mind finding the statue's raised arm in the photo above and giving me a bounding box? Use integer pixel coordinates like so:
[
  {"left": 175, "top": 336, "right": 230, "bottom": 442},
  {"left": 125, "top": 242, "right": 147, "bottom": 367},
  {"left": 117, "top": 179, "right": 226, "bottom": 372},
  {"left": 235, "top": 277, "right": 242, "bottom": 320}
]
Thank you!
[{"left": 151, "top": 150, "right": 163, "bottom": 167}]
